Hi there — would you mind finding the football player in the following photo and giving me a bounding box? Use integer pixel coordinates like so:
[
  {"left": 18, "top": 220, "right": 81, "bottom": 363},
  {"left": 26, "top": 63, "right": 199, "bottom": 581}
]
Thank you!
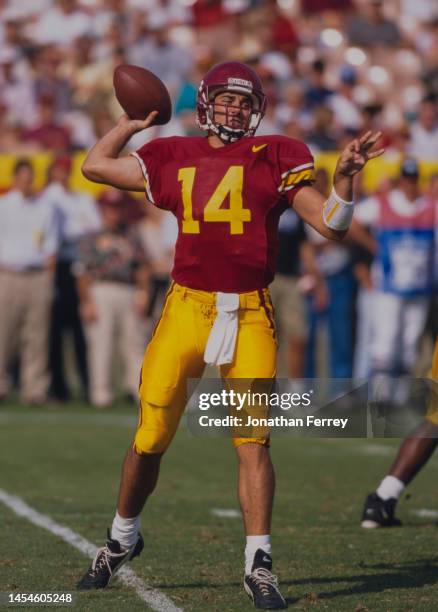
[
  {"left": 76, "top": 62, "right": 383, "bottom": 609},
  {"left": 362, "top": 339, "right": 438, "bottom": 528}
]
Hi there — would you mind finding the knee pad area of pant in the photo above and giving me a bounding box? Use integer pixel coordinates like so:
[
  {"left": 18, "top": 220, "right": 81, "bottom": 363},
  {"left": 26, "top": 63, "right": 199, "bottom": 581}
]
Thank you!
[
  {"left": 133, "top": 427, "right": 172, "bottom": 455},
  {"left": 232, "top": 436, "right": 270, "bottom": 448}
]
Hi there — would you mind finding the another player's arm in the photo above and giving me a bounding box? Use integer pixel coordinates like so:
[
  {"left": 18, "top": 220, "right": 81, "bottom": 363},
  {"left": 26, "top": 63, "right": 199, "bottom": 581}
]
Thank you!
[
  {"left": 293, "top": 131, "right": 384, "bottom": 241},
  {"left": 76, "top": 272, "right": 98, "bottom": 323},
  {"left": 82, "top": 112, "right": 158, "bottom": 193}
]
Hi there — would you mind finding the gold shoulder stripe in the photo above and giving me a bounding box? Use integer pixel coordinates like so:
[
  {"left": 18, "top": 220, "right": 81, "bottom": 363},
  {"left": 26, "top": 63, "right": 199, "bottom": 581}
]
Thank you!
[
  {"left": 285, "top": 168, "right": 315, "bottom": 186},
  {"left": 278, "top": 168, "right": 315, "bottom": 192},
  {"left": 280, "top": 162, "right": 314, "bottom": 178}
]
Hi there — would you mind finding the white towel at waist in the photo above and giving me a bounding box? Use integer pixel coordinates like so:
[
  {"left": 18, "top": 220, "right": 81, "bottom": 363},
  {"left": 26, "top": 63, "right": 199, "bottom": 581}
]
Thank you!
[{"left": 204, "top": 292, "right": 240, "bottom": 366}]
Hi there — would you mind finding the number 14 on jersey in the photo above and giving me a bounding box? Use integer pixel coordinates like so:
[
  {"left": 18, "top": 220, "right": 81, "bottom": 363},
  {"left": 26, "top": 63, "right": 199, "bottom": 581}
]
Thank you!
[{"left": 178, "top": 165, "right": 251, "bottom": 235}]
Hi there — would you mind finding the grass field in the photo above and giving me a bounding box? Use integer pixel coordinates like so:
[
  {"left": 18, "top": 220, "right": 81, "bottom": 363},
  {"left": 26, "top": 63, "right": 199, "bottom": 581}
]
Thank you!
[{"left": 1, "top": 400, "right": 437, "bottom": 611}]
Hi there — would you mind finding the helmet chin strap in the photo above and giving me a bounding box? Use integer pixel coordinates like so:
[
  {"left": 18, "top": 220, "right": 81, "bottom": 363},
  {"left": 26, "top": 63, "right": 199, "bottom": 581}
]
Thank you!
[{"left": 215, "top": 123, "right": 246, "bottom": 143}]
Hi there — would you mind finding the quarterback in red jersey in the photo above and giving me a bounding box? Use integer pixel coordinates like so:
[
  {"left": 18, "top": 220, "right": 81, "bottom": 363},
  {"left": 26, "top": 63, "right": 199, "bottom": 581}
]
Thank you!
[
  {"left": 77, "top": 62, "right": 383, "bottom": 608},
  {"left": 132, "top": 133, "right": 315, "bottom": 292}
]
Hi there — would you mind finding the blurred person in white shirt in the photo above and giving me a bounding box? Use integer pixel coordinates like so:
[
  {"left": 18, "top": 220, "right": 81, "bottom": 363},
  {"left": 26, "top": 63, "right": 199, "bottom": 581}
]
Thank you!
[
  {"left": 0, "top": 46, "right": 37, "bottom": 128},
  {"left": 0, "top": 159, "right": 60, "bottom": 404},
  {"left": 29, "top": 0, "right": 93, "bottom": 47},
  {"left": 409, "top": 95, "right": 438, "bottom": 161},
  {"left": 328, "top": 66, "right": 363, "bottom": 133}
]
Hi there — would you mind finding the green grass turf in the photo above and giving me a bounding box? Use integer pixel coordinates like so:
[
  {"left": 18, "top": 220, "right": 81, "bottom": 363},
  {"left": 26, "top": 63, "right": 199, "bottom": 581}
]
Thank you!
[{"left": 0, "top": 400, "right": 437, "bottom": 611}]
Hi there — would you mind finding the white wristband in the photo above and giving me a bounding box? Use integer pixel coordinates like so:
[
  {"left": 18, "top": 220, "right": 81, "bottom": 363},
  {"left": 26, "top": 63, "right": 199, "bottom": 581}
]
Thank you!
[{"left": 323, "top": 187, "right": 354, "bottom": 231}]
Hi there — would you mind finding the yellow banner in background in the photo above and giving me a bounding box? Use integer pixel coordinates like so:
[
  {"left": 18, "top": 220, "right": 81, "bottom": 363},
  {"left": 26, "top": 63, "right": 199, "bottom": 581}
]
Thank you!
[
  {"left": 0, "top": 152, "right": 105, "bottom": 195},
  {"left": 315, "top": 153, "right": 438, "bottom": 192},
  {"left": 1, "top": 152, "right": 437, "bottom": 195}
]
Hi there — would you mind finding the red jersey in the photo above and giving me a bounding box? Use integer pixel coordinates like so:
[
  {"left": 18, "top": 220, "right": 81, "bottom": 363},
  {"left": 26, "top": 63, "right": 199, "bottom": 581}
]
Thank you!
[{"left": 132, "top": 135, "right": 314, "bottom": 292}]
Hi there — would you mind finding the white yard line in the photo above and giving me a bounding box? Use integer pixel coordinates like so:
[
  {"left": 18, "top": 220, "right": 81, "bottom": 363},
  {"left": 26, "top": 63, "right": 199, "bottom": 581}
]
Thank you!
[
  {"left": 211, "top": 508, "right": 240, "bottom": 518},
  {"left": 0, "top": 489, "right": 182, "bottom": 612},
  {"left": 355, "top": 444, "right": 394, "bottom": 456},
  {"left": 411, "top": 508, "right": 438, "bottom": 519}
]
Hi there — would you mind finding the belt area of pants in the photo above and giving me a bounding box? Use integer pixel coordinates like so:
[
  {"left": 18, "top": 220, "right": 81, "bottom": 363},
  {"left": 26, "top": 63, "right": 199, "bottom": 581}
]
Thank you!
[
  {"left": 0, "top": 265, "right": 46, "bottom": 274},
  {"left": 172, "top": 282, "right": 269, "bottom": 310}
]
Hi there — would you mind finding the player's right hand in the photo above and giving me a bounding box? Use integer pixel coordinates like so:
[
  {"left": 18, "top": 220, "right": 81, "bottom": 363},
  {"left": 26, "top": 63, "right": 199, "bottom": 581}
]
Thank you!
[{"left": 117, "top": 111, "right": 159, "bottom": 134}]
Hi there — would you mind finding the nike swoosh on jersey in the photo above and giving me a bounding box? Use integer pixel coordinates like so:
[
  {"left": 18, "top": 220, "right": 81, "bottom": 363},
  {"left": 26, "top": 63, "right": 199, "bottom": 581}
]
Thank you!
[{"left": 251, "top": 144, "right": 268, "bottom": 153}]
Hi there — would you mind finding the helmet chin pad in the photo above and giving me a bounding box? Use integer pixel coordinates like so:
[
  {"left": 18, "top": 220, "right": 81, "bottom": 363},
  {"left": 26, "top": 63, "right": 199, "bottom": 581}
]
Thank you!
[{"left": 209, "top": 103, "right": 248, "bottom": 142}]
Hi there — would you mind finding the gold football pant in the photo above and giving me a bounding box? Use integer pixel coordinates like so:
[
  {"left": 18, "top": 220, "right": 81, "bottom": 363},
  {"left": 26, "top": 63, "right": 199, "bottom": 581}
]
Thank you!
[
  {"left": 425, "top": 338, "right": 438, "bottom": 426},
  {"left": 134, "top": 283, "right": 277, "bottom": 454}
]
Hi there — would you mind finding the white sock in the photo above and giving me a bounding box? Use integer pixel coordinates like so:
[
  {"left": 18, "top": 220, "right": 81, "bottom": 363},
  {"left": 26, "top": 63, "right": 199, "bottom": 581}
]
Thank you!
[
  {"left": 111, "top": 511, "right": 141, "bottom": 550},
  {"left": 376, "top": 475, "right": 405, "bottom": 501},
  {"left": 245, "top": 535, "right": 271, "bottom": 575}
]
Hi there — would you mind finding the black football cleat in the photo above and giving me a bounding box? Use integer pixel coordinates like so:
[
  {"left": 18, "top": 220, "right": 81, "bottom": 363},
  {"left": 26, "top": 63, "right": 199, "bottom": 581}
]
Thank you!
[
  {"left": 244, "top": 549, "right": 287, "bottom": 609},
  {"left": 361, "top": 492, "right": 402, "bottom": 529},
  {"left": 76, "top": 529, "right": 144, "bottom": 589}
]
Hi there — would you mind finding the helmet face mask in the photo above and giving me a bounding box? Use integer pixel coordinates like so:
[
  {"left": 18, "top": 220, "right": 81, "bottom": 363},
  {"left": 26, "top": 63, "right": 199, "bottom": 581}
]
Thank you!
[
  {"left": 208, "top": 92, "right": 253, "bottom": 141},
  {"left": 197, "top": 62, "right": 267, "bottom": 143}
]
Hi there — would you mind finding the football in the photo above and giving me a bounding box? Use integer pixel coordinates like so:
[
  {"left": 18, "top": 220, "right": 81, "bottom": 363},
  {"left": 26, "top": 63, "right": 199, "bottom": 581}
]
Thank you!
[{"left": 113, "top": 64, "right": 172, "bottom": 125}]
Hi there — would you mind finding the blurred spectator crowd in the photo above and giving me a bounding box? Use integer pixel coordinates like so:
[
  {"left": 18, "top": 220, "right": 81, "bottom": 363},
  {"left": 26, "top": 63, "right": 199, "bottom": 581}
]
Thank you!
[
  {"left": 0, "top": 0, "right": 437, "bottom": 406},
  {"left": 0, "top": 0, "right": 437, "bottom": 156}
]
